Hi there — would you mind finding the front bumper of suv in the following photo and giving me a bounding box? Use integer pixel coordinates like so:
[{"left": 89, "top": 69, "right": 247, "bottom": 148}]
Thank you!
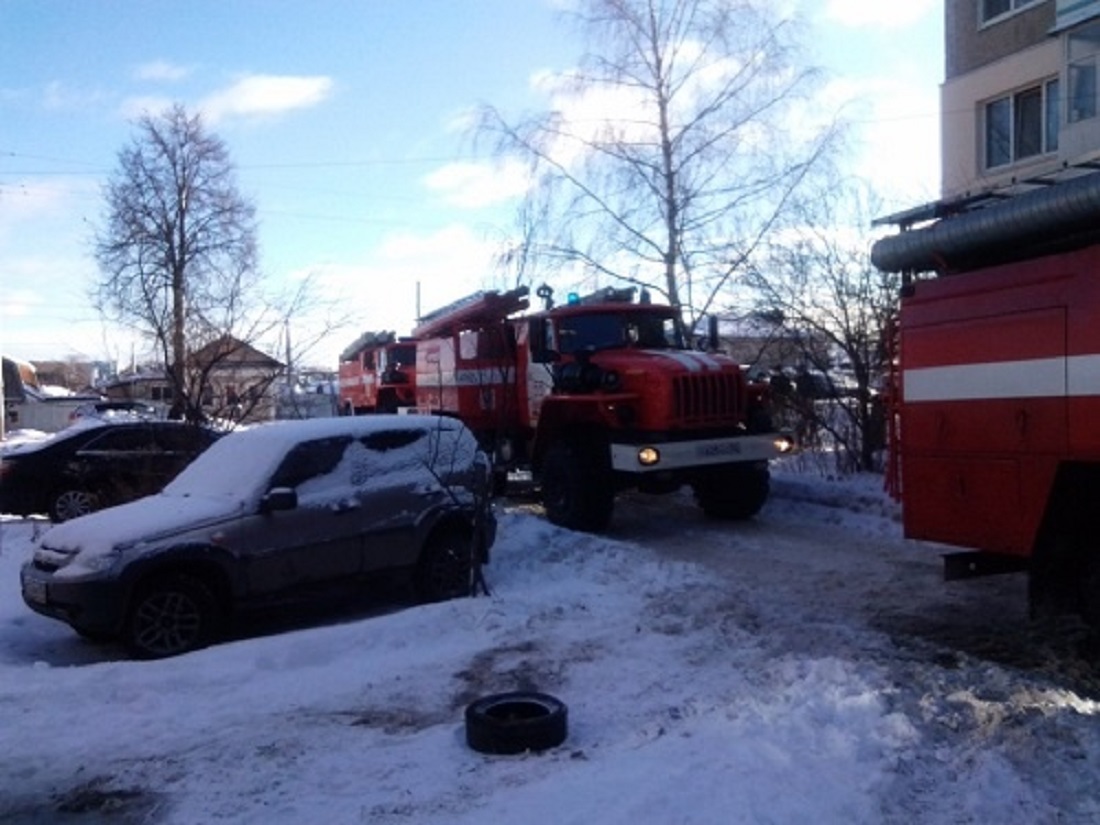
[{"left": 20, "top": 562, "right": 126, "bottom": 637}]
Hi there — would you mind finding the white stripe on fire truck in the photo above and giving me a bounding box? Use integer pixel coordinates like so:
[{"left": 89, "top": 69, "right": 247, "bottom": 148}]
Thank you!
[
  {"left": 422, "top": 367, "right": 516, "bottom": 387},
  {"left": 904, "top": 354, "right": 1100, "bottom": 402}
]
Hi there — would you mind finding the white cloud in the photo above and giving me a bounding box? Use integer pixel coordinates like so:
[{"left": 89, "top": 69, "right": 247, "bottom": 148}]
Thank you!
[
  {"left": 41, "top": 80, "right": 107, "bottom": 111},
  {"left": 133, "top": 60, "right": 193, "bottom": 83},
  {"left": 199, "top": 74, "right": 334, "bottom": 124},
  {"left": 823, "top": 0, "right": 938, "bottom": 29},
  {"left": 0, "top": 287, "right": 43, "bottom": 320},
  {"left": 291, "top": 224, "right": 505, "bottom": 363},
  {"left": 826, "top": 75, "right": 941, "bottom": 206},
  {"left": 0, "top": 177, "right": 100, "bottom": 247},
  {"left": 422, "top": 159, "right": 532, "bottom": 209}
]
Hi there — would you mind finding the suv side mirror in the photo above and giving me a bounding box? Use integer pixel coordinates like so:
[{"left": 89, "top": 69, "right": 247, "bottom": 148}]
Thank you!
[{"left": 260, "top": 487, "right": 298, "bottom": 513}]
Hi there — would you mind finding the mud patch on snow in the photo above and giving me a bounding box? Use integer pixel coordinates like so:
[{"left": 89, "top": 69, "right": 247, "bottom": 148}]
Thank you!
[
  {"left": 448, "top": 635, "right": 605, "bottom": 712},
  {"left": 344, "top": 706, "right": 452, "bottom": 734},
  {"left": 1, "top": 776, "right": 165, "bottom": 824},
  {"left": 883, "top": 614, "right": 1100, "bottom": 700}
]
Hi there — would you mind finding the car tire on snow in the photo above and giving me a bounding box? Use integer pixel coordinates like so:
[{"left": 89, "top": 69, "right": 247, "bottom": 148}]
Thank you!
[
  {"left": 125, "top": 573, "right": 222, "bottom": 659},
  {"left": 465, "top": 691, "right": 568, "bottom": 755},
  {"left": 416, "top": 526, "right": 474, "bottom": 602},
  {"left": 49, "top": 488, "right": 100, "bottom": 522}
]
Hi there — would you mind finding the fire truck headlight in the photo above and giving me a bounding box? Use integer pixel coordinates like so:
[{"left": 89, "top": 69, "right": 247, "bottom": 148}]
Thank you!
[
  {"left": 774, "top": 434, "right": 795, "bottom": 454},
  {"left": 601, "top": 370, "right": 621, "bottom": 391},
  {"left": 637, "top": 446, "right": 660, "bottom": 466}
]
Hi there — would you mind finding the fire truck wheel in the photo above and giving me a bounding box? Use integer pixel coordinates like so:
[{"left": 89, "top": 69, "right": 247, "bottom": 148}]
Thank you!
[
  {"left": 541, "top": 439, "right": 614, "bottom": 532},
  {"left": 692, "top": 464, "right": 770, "bottom": 520}
]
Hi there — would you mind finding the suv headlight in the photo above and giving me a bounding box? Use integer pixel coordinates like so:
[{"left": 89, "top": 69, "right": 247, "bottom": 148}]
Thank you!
[{"left": 50, "top": 547, "right": 123, "bottom": 579}]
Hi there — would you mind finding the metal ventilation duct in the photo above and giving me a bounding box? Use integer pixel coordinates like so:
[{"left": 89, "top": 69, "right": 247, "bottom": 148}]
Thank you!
[{"left": 871, "top": 171, "right": 1100, "bottom": 273}]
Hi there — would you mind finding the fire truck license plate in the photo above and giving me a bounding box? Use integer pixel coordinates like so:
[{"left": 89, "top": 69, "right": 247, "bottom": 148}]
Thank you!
[{"left": 696, "top": 442, "right": 742, "bottom": 458}]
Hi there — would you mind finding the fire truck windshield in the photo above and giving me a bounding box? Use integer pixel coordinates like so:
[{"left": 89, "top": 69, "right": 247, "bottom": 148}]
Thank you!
[{"left": 555, "top": 312, "right": 682, "bottom": 353}]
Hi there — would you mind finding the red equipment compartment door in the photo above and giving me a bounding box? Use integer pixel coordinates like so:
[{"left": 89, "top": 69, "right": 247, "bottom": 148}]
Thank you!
[
  {"left": 902, "top": 456, "right": 1024, "bottom": 553},
  {"left": 899, "top": 306, "right": 1067, "bottom": 555}
]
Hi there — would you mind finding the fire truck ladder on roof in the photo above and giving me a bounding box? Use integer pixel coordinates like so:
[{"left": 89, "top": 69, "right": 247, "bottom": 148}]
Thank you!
[{"left": 412, "top": 286, "right": 530, "bottom": 339}]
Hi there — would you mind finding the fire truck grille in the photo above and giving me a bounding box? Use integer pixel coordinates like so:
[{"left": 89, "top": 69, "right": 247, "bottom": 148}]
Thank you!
[{"left": 672, "top": 373, "right": 739, "bottom": 424}]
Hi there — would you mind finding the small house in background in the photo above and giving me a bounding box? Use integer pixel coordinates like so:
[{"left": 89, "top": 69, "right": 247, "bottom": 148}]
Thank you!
[
  {"left": 31, "top": 360, "right": 102, "bottom": 395},
  {"left": 189, "top": 336, "right": 285, "bottom": 423},
  {"left": 104, "top": 337, "right": 285, "bottom": 424},
  {"left": 2, "top": 356, "right": 101, "bottom": 435}
]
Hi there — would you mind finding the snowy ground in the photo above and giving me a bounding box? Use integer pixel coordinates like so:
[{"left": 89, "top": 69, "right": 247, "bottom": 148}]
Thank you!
[{"left": 1, "top": 470, "right": 1099, "bottom": 824}]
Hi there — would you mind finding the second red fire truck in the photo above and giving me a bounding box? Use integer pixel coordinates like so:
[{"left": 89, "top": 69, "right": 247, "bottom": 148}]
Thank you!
[
  {"left": 337, "top": 331, "right": 418, "bottom": 415},
  {"left": 409, "top": 284, "right": 793, "bottom": 532},
  {"left": 873, "top": 170, "right": 1100, "bottom": 625}
]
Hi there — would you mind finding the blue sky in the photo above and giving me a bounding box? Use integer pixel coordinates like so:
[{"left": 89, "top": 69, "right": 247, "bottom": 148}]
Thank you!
[{"left": 1, "top": 0, "right": 942, "bottom": 369}]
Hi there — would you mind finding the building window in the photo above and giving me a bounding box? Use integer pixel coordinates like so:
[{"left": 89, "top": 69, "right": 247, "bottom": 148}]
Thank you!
[
  {"left": 1069, "top": 22, "right": 1100, "bottom": 122},
  {"left": 980, "top": 0, "right": 1043, "bottom": 25},
  {"left": 984, "top": 80, "right": 1060, "bottom": 169},
  {"left": 1047, "top": 78, "right": 1061, "bottom": 149}
]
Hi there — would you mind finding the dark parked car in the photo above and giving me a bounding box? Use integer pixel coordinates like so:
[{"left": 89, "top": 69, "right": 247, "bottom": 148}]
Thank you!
[
  {"left": 21, "top": 415, "right": 496, "bottom": 658},
  {"left": 0, "top": 420, "right": 221, "bottom": 522}
]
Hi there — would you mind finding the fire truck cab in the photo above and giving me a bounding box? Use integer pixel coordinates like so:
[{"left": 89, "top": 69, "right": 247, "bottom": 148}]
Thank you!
[
  {"left": 412, "top": 284, "right": 793, "bottom": 532},
  {"left": 337, "top": 331, "right": 417, "bottom": 415},
  {"left": 873, "top": 171, "right": 1100, "bottom": 625}
]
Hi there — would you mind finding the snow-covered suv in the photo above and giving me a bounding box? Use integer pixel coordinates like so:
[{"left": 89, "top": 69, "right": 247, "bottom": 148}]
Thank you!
[{"left": 20, "top": 415, "right": 496, "bottom": 658}]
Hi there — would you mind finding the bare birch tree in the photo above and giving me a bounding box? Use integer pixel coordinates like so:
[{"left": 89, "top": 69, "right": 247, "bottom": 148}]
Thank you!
[
  {"left": 744, "top": 179, "right": 901, "bottom": 473},
  {"left": 479, "top": 0, "right": 839, "bottom": 339}
]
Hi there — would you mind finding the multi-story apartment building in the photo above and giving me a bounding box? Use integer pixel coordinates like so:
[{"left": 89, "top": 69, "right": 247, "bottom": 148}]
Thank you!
[{"left": 942, "top": 0, "right": 1100, "bottom": 197}]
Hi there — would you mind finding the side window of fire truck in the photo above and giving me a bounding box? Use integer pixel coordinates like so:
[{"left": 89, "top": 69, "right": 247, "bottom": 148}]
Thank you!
[{"left": 478, "top": 326, "right": 515, "bottom": 359}]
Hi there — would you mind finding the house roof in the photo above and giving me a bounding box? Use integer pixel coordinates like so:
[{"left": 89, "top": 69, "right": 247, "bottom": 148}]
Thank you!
[{"left": 189, "top": 336, "right": 284, "bottom": 369}]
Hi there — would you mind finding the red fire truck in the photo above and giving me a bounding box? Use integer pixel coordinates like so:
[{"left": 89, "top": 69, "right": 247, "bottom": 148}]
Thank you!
[
  {"left": 410, "top": 284, "right": 793, "bottom": 532},
  {"left": 337, "top": 331, "right": 418, "bottom": 415},
  {"left": 872, "top": 171, "right": 1100, "bottom": 624}
]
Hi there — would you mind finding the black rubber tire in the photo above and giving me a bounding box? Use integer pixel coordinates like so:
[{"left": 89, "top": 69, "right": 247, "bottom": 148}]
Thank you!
[
  {"left": 124, "top": 574, "right": 222, "bottom": 659},
  {"left": 415, "top": 527, "right": 474, "bottom": 602},
  {"left": 540, "top": 439, "right": 614, "bottom": 532},
  {"left": 49, "top": 488, "right": 100, "bottom": 522},
  {"left": 465, "top": 691, "right": 568, "bottom": 755},
  {"left": 692, "top": 464, "right": 770, "bottom": 520}
]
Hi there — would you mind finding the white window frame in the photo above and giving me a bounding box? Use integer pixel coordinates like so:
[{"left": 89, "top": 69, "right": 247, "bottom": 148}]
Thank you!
[
  {"left": 983, "top": 78, "right": 1061, "bottom": 169},
  {"left": 1068, "top": 21, "right": 1100, "bottom": 122},
  {"left": 980, "top": 0, "right": 1045, "bottom": 27}
]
